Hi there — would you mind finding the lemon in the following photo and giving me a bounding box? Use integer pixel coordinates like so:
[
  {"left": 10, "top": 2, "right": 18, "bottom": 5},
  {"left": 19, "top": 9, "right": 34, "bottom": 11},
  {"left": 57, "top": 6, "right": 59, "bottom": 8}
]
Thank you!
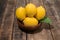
[
  {"left": 25, "top": 3, "right": 36, "bottom": 17},
  {"left": 36, "top": 6, "right": 46, "bottom": 20},
  {"left": 16, "top": 7, "right": 26, "bottom": 21},
  {"left": 23, "top": 17, "right": 38, "bottom": 27}
]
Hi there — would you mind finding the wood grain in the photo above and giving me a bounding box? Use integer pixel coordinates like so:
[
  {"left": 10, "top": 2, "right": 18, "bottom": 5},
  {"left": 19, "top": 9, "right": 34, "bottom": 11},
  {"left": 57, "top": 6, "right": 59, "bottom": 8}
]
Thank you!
[
  {"left": 53, "top": 0, "right": 60, "bottom": 16},
  {"left": 12, "top": 0, "right": 26, "bottom": 40},
  {"left": 0, "top": 0, "right": 7, "bottom": 30},
  {"left": 13, "top": 18, "right": 26, "bottom": 40},
  {"left": 0, "top": 0, "right": 15, "bottom": 40},
  {"left": 42, "top": 0, "right": 60, "bottom": 40},
  {"left": 0, "top": 0, "right": 7, "bottom": 13},
  {"left": 26, "top": 0, "right": 53, "bottom": 40}
]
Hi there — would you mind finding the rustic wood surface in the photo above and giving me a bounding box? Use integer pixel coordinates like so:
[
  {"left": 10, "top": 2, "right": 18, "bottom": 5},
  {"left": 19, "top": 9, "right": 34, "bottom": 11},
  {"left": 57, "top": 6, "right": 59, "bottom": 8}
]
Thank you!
[
  {"left": 0, "top": 0, "right": 15, "bottom": 40},
  {"left": 0, "top": 0, "right": 60, "bottom": 40},
  {"left": 12, "top": 0, "right": 26, "bottom": 40}
]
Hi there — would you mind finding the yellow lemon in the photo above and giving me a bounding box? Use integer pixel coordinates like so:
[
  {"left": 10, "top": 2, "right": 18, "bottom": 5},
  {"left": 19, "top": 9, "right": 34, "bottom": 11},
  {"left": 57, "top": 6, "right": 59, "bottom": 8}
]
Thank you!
[
  {"left": 25, "top": 3, "right": 36, "bottom": 17},
  {"left": 16, "top": 7, "right": 26, "bottom": 21},
  {"left": 23, "top": 17, "right": 38, "bottom": 27},
  {"left": 36, "top": 6, "right": 46, "bottom": 20}
]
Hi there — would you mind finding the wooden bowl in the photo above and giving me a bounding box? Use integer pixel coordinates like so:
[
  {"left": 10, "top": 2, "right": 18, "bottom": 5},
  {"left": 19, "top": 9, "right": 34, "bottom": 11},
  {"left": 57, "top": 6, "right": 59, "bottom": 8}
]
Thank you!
[{"left": 17, "top": 19, "right": 42, "bottom": 33}]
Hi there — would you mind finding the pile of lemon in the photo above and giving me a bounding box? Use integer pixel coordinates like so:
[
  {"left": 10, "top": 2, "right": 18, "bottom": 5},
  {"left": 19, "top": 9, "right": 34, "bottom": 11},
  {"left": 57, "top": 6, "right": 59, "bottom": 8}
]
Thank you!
[{"left": 16, "top": 3, "right": 46, "bottom": 27}]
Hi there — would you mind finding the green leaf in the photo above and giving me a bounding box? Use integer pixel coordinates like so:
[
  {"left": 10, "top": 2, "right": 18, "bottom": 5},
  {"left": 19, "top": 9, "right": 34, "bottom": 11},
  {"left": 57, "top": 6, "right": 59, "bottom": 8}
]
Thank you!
[{"left": 40, "top": 17, "right": 52, "bottom": 24}]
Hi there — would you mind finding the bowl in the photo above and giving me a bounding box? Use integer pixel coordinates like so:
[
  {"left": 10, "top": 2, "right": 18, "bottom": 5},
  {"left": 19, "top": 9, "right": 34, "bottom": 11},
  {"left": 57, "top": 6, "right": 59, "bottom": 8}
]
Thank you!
[{"left": 17, "top": 19, "right": 42, "bottom": 33}]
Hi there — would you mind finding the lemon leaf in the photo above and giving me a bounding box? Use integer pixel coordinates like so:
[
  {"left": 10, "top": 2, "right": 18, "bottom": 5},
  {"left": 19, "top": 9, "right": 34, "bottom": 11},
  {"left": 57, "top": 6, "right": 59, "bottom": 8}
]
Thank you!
[{"left": 40, "top": 17, "right": 52, "bottom": 24}]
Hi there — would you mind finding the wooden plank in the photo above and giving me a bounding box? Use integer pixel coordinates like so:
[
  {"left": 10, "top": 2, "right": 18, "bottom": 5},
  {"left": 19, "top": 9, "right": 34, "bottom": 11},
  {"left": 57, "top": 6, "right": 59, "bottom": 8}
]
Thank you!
[
  {"left": 42, "top": 0, "right": 60, "bottom": 40},
  {"left": 0, "top": 0, "right": 7, "bottom": 29},
  {"left": 0, "top": 0, "right": 7, "bottom": 13},
  {"left": 0, "top": 0, "right": 7, "bottom": 38},
  {"left": 26, "top": 0, "right": 53, "bottom": 40},
  {"left": 0, "top": 0, "right": 15, "bottom": 40},
  {"left": 12, "top": 0, "right": 26, "bottom": 40},
  {"left": 13, "top": 18, "right": 26, "bottom": 40},
  {"left": 53, "top": 0, "right": 60, "bottom": 16}
]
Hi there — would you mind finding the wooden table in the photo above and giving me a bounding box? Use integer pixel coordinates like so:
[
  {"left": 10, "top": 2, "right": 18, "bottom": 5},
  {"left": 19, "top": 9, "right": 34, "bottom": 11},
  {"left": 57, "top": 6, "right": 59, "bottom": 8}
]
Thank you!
[{"left": 0, "top": 0, "right": 60, "bottom": 40}]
